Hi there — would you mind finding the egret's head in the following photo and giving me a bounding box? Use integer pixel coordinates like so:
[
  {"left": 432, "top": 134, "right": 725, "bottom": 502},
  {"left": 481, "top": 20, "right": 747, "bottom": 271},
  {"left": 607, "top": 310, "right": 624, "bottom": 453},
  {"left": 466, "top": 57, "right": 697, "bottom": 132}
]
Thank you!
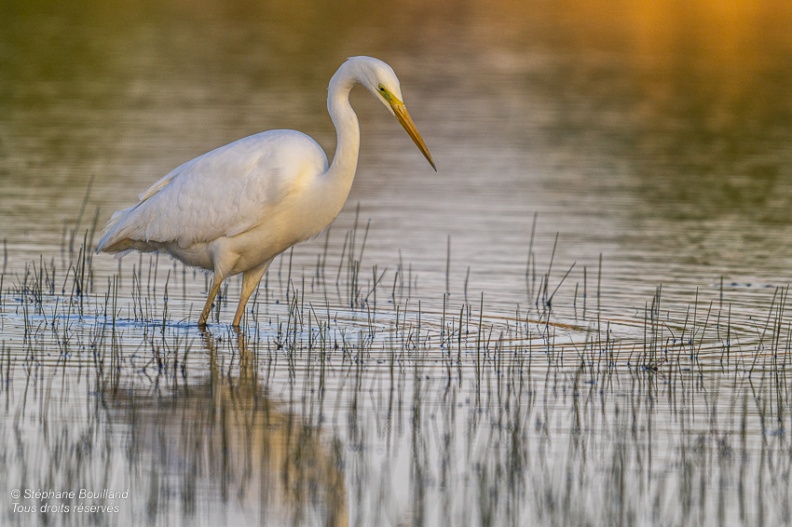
[{"left": 344, "top": 56, "right": 436, "bottom": 171}]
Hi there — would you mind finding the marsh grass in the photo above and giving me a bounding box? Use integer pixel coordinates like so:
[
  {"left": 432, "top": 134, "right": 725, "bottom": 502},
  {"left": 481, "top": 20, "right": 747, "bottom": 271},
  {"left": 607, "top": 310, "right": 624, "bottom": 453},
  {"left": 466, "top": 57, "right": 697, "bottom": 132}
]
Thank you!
[{"left": 0, "top": 209, "right": 790, "bottom": 526}]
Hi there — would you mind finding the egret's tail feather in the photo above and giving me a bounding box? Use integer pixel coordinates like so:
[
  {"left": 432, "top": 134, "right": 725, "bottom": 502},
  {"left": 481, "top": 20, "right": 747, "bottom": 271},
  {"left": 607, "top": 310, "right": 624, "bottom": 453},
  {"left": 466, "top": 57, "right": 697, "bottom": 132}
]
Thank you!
[{"left": 97, "top": 207, "right": 136, "bottom": 254}]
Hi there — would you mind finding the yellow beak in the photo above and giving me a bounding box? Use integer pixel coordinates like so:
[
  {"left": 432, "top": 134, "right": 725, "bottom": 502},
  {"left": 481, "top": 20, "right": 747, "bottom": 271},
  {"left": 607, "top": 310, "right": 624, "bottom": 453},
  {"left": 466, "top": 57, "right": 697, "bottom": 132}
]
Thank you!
[{"left": 389, "top": 98, "right": 436, "bottom": 171}]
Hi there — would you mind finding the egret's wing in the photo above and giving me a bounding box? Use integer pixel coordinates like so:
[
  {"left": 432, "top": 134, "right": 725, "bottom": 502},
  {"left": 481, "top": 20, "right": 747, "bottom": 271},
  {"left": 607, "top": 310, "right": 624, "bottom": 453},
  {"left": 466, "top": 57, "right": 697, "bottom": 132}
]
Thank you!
[{"left": 98, "top": 130, "right": 328, "bottom": 252}]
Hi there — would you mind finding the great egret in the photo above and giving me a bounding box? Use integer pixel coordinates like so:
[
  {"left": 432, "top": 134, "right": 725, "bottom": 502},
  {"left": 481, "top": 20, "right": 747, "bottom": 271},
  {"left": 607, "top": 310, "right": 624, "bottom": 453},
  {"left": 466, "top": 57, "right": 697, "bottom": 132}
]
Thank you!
[{"left": 98, "top": 56, "right": 435, "bottom": 327}]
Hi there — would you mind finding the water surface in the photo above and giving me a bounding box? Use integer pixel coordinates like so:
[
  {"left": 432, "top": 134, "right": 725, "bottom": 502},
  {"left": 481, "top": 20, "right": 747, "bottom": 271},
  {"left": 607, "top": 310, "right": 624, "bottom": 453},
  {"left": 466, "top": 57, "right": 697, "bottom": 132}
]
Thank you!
[{"left": 2, "top": 1, "right": 792, "bottom": 525}]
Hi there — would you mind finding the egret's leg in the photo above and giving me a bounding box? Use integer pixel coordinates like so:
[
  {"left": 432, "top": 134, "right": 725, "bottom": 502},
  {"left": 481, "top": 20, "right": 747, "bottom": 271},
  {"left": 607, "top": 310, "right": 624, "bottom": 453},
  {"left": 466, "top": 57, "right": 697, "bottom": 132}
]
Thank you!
[
  {"left": 232, "top": 264, "right": 269, "bottom": 327},
  {"left": 199, "top": 274, "right": 225, "bottom": 326}
]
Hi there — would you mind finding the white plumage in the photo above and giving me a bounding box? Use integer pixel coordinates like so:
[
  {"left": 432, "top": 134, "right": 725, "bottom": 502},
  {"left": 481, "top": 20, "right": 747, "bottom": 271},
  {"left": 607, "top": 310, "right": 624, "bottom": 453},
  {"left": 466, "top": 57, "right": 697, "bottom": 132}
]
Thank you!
[{"left": 98, "top": 56, "right": 435, "bottom": 327}]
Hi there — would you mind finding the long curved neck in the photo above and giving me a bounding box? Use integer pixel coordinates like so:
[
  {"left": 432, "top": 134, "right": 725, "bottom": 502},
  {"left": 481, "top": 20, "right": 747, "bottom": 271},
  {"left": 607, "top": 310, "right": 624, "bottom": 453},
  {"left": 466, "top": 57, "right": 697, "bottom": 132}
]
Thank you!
[{"left": 324, "top": 68, "right": 361, "bottom": 207}]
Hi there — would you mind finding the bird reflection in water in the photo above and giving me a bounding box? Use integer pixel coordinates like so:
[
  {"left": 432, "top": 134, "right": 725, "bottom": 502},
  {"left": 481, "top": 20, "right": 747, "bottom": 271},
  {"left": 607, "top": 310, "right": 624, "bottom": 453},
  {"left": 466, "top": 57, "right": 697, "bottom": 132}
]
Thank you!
[{"left": 112, "top": 329, "right": 347, "bottom": 525}]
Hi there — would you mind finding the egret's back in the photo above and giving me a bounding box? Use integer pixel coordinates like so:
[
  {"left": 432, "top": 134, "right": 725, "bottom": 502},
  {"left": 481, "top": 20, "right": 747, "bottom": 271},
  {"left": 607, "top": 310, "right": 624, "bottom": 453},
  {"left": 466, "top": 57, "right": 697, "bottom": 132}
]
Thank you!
[{"left": 98, "top": 129, "right": 329, "bottom": 259}]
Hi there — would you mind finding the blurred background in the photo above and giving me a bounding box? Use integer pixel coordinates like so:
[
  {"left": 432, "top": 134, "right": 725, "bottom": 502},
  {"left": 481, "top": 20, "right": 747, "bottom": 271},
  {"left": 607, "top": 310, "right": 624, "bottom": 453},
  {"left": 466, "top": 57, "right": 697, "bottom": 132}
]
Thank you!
[{"left": 3, "top": 0, "right": 792, "bottom": 298}]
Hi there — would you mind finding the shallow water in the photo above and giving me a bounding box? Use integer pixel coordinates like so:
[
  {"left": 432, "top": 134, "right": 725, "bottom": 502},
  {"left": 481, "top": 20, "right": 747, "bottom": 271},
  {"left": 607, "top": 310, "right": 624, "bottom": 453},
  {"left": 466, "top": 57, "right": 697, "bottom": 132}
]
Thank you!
[{"left": 2, "top": 1, "right": 792, "bottom": 525}]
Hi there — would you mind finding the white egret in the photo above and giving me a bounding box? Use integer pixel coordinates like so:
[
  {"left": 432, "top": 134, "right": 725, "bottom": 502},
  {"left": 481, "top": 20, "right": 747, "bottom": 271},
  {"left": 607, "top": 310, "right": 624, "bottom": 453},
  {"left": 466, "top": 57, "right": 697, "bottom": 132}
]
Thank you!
[{"left": 98, "top": 56, "right": 435, "bottom": 327}]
